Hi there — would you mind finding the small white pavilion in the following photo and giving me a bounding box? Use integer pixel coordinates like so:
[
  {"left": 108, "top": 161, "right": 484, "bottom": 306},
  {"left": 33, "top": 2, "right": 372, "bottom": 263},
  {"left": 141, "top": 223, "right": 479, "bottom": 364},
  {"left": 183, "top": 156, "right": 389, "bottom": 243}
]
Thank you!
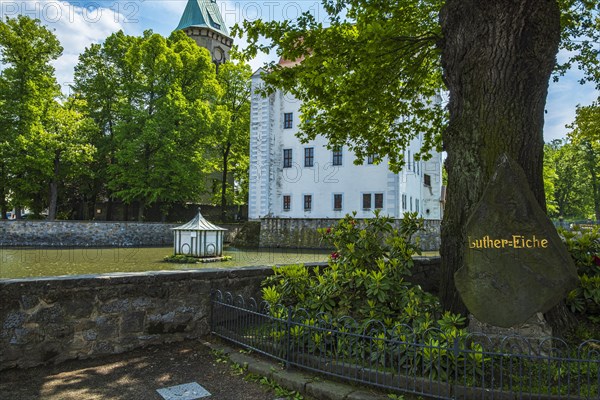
[{"left": 172, "top": 209, "right": 227, "bottom": 257}]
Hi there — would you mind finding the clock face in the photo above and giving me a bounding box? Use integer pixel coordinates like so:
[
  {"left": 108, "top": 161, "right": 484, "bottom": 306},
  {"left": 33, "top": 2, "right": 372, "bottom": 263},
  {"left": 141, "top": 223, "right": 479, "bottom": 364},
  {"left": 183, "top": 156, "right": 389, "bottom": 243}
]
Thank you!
[{"left": 213, "top": 47, "right": 224, "bottom": 61}]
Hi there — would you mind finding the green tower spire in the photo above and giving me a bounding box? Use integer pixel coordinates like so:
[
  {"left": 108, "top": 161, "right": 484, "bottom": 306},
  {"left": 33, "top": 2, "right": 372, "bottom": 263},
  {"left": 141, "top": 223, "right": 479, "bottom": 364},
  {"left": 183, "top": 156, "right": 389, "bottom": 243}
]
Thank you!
[
  {"left": 176, "top": 0, "right": 229, "bottom": 37},
  {"left": 175, "top": 0, "right": 232, "bottom": 65}
]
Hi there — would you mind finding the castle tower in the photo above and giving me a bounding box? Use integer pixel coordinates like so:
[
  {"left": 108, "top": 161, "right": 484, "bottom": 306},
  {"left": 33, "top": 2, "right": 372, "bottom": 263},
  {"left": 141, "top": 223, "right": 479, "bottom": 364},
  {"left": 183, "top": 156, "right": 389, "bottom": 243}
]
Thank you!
[{"left": 175, "top": 0, "right": 233, "bottom": 66}]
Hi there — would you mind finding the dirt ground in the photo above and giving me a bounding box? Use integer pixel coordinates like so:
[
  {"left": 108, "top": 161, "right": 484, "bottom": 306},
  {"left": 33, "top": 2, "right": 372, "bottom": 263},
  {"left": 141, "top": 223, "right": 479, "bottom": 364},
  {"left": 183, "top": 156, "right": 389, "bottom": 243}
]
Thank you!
[{"left": 0, "top": 339, "right": 285, "bottom": 400}]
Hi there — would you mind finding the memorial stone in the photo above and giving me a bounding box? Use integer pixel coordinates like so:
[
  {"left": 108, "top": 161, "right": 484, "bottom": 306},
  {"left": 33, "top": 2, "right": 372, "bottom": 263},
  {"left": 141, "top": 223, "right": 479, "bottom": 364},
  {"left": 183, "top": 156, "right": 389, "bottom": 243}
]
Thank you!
[{"left": 455, "top": 155, "right": 578, "bottom": 328}]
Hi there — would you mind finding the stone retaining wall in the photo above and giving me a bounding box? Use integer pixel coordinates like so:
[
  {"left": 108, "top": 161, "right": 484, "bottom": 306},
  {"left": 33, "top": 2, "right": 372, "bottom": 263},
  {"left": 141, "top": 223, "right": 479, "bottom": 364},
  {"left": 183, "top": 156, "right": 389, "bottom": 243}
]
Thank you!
[
  {"left": 0, "top": 219, "right": 441, "bottom": 251},
  {"left": 0, "top": 221, "right": 245, "bottom": 247},
  {"left": 259, "top": 218, "right": 442, "bottom": 251},
  {"left": 0, "top": 258, "right": 440, "bottom": 371},
  {"left": 0, "top": 266, "right": 275, "bottom": 370}
]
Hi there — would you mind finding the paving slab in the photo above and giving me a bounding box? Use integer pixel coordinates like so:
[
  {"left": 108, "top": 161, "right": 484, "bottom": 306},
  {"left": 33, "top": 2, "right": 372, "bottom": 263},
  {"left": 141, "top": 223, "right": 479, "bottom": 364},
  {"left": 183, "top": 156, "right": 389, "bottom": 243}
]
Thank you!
[{"left": 156, "top": 382, "right": 211, "bottom": 400}]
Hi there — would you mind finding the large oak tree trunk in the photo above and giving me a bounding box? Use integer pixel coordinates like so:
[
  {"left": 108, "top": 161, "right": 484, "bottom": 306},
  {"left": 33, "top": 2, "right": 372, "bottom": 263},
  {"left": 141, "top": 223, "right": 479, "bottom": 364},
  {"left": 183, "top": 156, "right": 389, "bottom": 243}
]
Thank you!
[
  {"left": 439, "top": 1, "right": 560, "bottom": 316},
  {"left": 48, "top": 152, "right": 60, "bottom": 221},
  {"left": 0, "top": 162, "right": 7, "bottom": 220}
]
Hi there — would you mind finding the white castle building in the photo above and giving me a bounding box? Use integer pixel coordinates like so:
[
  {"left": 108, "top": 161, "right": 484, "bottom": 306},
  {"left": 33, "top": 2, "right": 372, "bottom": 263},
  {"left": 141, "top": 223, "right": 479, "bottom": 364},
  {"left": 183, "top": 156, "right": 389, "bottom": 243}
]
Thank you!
[{"left": 248, "top": 62, "right": 444, "bottom": 221}]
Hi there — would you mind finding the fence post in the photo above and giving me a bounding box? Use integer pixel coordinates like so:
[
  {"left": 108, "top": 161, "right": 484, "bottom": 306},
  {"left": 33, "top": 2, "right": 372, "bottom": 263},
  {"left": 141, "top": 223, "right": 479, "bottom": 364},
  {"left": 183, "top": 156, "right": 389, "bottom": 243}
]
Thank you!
[
  {"left": 285, "top": 306, "right": 293, "bottom": 369},
  {"left": 453, "top": 337, "right": 460, "bottom": 397}
]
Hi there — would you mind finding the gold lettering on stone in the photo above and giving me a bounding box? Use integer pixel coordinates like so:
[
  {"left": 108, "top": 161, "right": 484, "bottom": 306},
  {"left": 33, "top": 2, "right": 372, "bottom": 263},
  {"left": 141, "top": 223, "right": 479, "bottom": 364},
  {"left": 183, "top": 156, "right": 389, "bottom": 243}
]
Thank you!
[{"left": 468, "top": 235, "right": 549, "bottom": 249}]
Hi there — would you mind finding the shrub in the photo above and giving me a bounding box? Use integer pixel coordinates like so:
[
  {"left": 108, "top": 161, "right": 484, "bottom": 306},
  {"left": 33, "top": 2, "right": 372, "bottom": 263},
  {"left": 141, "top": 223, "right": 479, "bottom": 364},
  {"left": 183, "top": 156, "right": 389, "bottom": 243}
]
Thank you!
[
  {"left": 262, "top": 211, "right": 458, "bottom": 330},
  {"left": 560, "top": 226, "right": 600, "bottom": 318},
  {"left": 560, "top": 226, "right": 600, "bottom": 277}
]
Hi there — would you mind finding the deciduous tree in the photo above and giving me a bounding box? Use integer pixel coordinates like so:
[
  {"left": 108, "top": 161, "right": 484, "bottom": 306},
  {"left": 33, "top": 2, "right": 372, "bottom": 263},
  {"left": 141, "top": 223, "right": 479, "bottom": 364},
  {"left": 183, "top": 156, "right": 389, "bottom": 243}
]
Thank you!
[
  {"left": 43, "top": 99, "right": 96, "bottom": 220},
  {"left": 545, "top": 139, "right": 594, "bottom": 220},
  {"left": 0, "top": 15, "right": 62, "bottom": 218},
  {"left": 236, "top": 0, "right": 598, "bottom": 329},
  {"left": 74, "top": 30, "right": 222, "bottom": 221},
  {"left": 567, "top": 103, "right": 600, "bottom": 221},
  {"left": 209, "top": 61, "right": 251, "bottom": 221},
  {"left": 72, "top": 32, "right": 137, "bottom": 219},
  {"left": 109, "top": 31, "right": 221, "bottom": 220}
]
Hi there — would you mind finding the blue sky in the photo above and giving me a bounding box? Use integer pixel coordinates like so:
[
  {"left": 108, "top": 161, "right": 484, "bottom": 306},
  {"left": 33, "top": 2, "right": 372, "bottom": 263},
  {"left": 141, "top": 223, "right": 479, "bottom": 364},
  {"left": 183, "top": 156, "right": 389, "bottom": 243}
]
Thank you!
[{"left": 3, "top": 0, "right": 596, "bottom": 142}]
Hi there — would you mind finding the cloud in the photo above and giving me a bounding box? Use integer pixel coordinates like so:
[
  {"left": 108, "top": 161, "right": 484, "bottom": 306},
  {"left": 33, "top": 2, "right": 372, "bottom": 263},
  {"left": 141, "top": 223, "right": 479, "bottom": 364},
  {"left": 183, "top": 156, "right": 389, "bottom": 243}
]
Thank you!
[
  {"left": 218, "top": 0, "right": 326, "bottom": 71},
  {"left": 1, "top": 0, "right": 327, "bottom": 89},
  {"left": 0, "top": 1, "right": 139, "bottom": 93},
  {"left": 544, "top": 49, "right": 598, "bottom": 142},
  {"left": 3, "top": 0, "right": 594, "bottom": 133},
  {"left": 134, "top": 0, "right": 184, "bottom": 36}
]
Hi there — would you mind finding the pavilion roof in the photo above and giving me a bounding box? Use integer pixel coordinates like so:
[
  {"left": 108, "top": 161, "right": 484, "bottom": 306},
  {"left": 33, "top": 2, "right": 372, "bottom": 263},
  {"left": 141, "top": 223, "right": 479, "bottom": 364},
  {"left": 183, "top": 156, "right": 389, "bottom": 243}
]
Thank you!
[{"left": 172, "top": 209, "right": 227, "bottom": 231}]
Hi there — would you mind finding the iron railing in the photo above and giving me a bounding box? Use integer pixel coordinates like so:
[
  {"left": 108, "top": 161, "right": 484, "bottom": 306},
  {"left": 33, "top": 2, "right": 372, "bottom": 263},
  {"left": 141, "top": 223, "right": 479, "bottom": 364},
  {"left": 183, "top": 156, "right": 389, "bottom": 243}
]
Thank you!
[{"left": 211, "top": 290, "right": 600, "bottom": 400}]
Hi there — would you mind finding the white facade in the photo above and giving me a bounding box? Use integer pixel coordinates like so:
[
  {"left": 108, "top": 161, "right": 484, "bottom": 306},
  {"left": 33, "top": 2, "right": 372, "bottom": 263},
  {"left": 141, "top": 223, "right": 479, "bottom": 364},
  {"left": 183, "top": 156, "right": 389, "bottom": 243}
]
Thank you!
[{"left": 248, "top": 68, "right": 444, "bottom": 221}]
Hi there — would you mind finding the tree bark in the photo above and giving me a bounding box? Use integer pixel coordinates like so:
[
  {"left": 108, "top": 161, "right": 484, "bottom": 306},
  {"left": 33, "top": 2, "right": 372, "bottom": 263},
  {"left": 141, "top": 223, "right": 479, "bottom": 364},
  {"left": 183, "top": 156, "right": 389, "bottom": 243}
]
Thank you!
[
  {"left": 221, "top": 142, "right": 231, "bottom": 222},
  {"left": 138, "top": 200, "right": 145, "bottom": 222},
  {"left": 106, "top": 195, "right": 114, "bottom": 221},
  {"left": 0, "top": 162, "right": 7, "bottom": 220},
  {"left": 48, "top": 152, "right": 60, "bottom": 221},
  {"left": 439, "top": 0, "right": 560, "bottom": 316}
]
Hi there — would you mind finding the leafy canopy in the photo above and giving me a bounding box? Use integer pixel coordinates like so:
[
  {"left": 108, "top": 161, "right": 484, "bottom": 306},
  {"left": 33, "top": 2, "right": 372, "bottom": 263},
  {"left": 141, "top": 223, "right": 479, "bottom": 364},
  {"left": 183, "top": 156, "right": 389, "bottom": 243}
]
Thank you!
[
  {"left": 556, "top": 0, "right": 600, "bottom": 90},
  {"left": 544, "top": 140, "right": 595, "bottom": 219},
  {"left": 567, "top": 103, "right": 600, "bottom": 221},
  {"left": 0, "top": 15, "right": 63, "bottom": 211},
  {"left": 234, "top": 0, "right": 599, "bottom": 171},
  {"left": 74, "top": 30, "right": 223, "bottom": 214},
  {"left": 233, "top": 0, "right": 445, "bottom": 171}
]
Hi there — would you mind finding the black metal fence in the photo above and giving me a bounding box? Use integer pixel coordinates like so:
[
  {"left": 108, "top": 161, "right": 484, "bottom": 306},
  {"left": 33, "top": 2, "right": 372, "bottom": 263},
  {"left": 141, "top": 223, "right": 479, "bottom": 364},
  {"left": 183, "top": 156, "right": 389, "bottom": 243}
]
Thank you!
[{"left": 211, "top": 290, "right": 600, "bottom": 400}]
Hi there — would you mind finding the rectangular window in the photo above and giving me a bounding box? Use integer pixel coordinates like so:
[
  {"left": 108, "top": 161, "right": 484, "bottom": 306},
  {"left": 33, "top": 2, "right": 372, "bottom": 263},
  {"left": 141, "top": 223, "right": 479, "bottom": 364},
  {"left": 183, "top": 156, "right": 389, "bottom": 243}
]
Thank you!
[
  {"left": 416, "top": 199, "right": 420, "bottom": 213},
  {"left": 332, "top": 147, "right": 343, "bottom": 166},
  {"left": 408, "top": 150, "right": 411, "bottom": 171},
  {"left": 367, "top": 154, "right": 375, "bottom": 164},
  {"left": 304, "top": 195, "right": 312, "bottom": 211},
  {"left": 283, "top": 149, "right": 292, "bottom": 168},
  {"left": 283, "top": 195, "right": 291, "bottom": 211},
  {"left": 304, "top": 147, "right": 314, "bottom": 167},
  {"left": 333, "top": 194, "right": 343, "bottom": 210},
  {"left": 362, "top": 193, "right": 372, "bottom": 210},
  {"left": 424, "top": 174, "right": 431, "bottom": 187},
  {"left": 410, "top": 196, "right": 413, "bottom": 211},
  {"left": 402, "top": 194, "right": 406, "bottom": 210},
  {"left": 284, "top": 112, "right": 293, "bottom": 129},
  {"left": 374, "top": 193, "right": 384, "bottom": 209}
]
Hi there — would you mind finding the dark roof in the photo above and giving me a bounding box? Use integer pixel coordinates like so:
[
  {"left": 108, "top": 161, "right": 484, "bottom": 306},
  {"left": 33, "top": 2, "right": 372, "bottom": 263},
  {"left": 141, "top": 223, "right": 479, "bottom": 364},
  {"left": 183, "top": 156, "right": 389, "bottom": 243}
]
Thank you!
[{"left": 175, "top": 0, "right": 230, "bottom": 37}]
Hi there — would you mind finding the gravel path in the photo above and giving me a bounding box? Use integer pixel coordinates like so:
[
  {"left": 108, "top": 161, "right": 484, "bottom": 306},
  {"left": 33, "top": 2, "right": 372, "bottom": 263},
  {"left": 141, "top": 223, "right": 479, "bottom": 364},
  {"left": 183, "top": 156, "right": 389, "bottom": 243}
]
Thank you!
[{"left": 0, "top": 339, "right": 284, "bottom": 400}]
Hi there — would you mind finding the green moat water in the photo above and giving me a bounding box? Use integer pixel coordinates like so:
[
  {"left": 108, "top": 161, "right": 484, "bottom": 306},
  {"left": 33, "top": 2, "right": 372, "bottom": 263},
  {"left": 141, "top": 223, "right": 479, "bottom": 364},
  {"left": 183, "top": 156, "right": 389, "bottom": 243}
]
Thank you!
[{"left": 0, "top": 247, "right": 329, "bottom": 279}]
